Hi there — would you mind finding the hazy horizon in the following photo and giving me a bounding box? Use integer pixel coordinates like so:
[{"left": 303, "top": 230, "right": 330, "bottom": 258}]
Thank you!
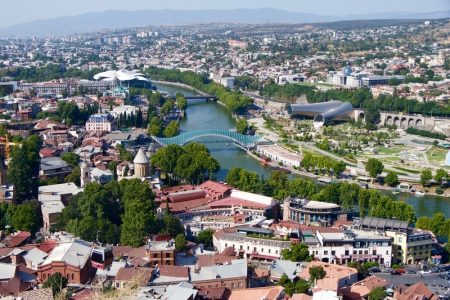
[{"left": 1, "top": 0, "right": 449, "bottom": 28}]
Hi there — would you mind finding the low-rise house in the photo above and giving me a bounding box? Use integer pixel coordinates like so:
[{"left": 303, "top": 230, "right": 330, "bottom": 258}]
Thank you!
[
  {"left": 394, "top": 282, "right": 439, "bottom": 300},
  {"left": 341, "top": 275, "right": 389, "bottom": 299},
  {"left": 37, "top": 240, "right": 94, "bottom": 285},
  {"left": 39, "top": 157, "right": 72, "bottom": 180},
  {"left": 228, "top": 286, "right": 284, "bottom": 300},
  {"left": 114, "top": 266, "right": 153, "bottom": 289},
  {"left": 146, "top": 239, "right": 176, "bottom": 267},
  {"left": 38, "top": 183, "right": 83, "bottom": 232},
  {"left": 191, "top": 259, "right": 248, "bottom": 290},
  {"left": 299, "top": 261, "right": 358, "bottom": 293},
  {"left": 0, "top": 263, "right": 36, "bottom": 297}
]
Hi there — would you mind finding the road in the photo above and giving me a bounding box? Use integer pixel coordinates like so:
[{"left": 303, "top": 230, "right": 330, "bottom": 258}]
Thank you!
[{"left": 376, "top": 272, "right": 450, "bottom": 296}]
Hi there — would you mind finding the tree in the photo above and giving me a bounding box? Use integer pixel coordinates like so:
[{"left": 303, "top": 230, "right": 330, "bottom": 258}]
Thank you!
[
  {"left": 368, "top": 287, "right": 387, "bottom": 300},
  {"left": 163, "top": 121, "right": 179, "bottom": 137},
  {"left": 278, "top": 274, "right": 310, "bottom": 296},
  {"left": 309, "top": 266, "right": 326, "bottom": 284},
  {"left": 176, "top": 93, "right": 187, "bottom": 110},
  {"left": 8, "top": 135, "right": 42, "bottom": 201},
  {"left": 43, "top": 272, "right": 68, "bottom": 296},
  {"left": 148, "top": 116, "right": 163, "bottom": 137},
  {"left": 120, "top": 179, "right": 157, "bottom": 247},
  {"left": 197, "top": 229, "right": 214, "bottom": 247},
  {"left": 281, "top": 243, "right": 311, "bottom": 262},
  {"left": 175, "top": 234, "right": 187, "bottom": 251},
  {"left": 420, "top": 169, "right": 433, "bottom": 186},
  {"left": 385, "top": 171, "right": 399, "bottom": 187},
  {"left": 434, "top": 168, "right": 448, "bottom": 183},
  {"left": 61, "top": 152, "right": 80, "bottom": 167},
  {"left": 8, "top": 202, "right": 41, "bottom": 234},
  {"left": 64, "top": 166, "right": 81, "bottom": 186},
  {"left": 332, "top": 161, "right": 346, "bottom": 177},
  {"left": 236, "top": 118, "right": 248, "bottom": 134},
  {"left": 365, "top": 158, "right": 384, "bottom": 178}
]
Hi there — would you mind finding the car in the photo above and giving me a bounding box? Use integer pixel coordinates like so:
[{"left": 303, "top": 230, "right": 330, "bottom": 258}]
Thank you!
[
  {"left": 419, "top": 270, "right": 432, "bottom": 274},
  {"left": 391, "top": 270, "right": 403, "bottom": 275},
  {"left": 369, "top": 267, "right": 381, "bottom": 273},
  {"left": 406, "top": 269, "right": 417, "bottom": 274}
]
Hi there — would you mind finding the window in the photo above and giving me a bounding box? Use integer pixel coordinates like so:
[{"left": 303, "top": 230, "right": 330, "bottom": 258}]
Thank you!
[
  {"left": 268, "top": 249, "right": 271, "bottom": 254},
  {"left": 153, "top": 253, "right": 158, "bottom": 258},
  {"left": 225, "top": 244, "right": 227, "bottom": 247},
  {"left": 276, "top": 250, "right": 278, "bottom": 254},
  {"left": 373, "top": 250, "right": 377, "bottom": 255},
  {"left": 166, "top": 253, "right": 171, "bottom": 258},
  {"left": 254, "top": 247, "right": 257, "bottom": 252},
  {"left": 247, "top": 246, "right": 250, "bottom": 250},
  {"left": 398, "top": 237, "right": 402, "bottom": 242},
  {"left": 239, "top": 282, "right": 243, "bottom": 287},
  {"left": 261, "top": 248, "right": 264, "bottom": 253},
  {"left": 331, "top": 251, "right": 335, "bottom": 256},
  {"left": 240, "top": 245, "right": 243, "bottom": 250},
  {"left": 232, "top": 283, "right": 236, "bottom": 288},
  {"left": 324, "top": 251, "right": 328, "bottom": 255}
]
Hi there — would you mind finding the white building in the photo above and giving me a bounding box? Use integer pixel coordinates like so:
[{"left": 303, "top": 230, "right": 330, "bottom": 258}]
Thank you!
[
  {"left": 85, "top": 114, "right": 113, "bottom": 132},
  {"left": 308, "top": 230, "right": 392, "bottom": 267},
  {"left": 38, "top": 183, "right": 83, "bottom": 232},
  {"left": 213, "top": 227, "right": 291, "bottom": 261},
  {"left": 257, "top": 144, "right": 302, "bottom": 168},
  {"left": 220, "top": 77, "right": 235, "bottom": 89}
]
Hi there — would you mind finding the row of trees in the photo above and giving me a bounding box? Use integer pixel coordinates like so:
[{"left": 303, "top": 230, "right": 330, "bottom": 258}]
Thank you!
[
  {"left": 145, "top": 67, "right": 253, "bottom": 113},
  {"left": 151, "top": 143, "right": 220, "bottom": 185},
  {"left": 56, "top": 179, "right": 184, "bottom": 247},
  {"left": 406, "top": 127, "right": 447, "bottom": 140},
  {"left": 226, "top": 167, "right": 416, "bottom": 223},
  {"left": 37, "top": 101, "right": 99, "bottom": 126},
  {"left": 415, "top": 213, "right": 450, "bottom": 240},
  {"left": 115, "top": 110, "right": 145, "bottom": 129},
  {"left": 301, "top": 152, "right": 346, "bottom": 177},
  {"left": 0, "top": 64, "right": 102, "bottom": 83}
]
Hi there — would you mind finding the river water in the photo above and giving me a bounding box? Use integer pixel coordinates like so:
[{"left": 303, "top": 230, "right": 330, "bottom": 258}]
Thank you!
[{"left": 155, "top": 83, "right": 450, "bottom": 218}]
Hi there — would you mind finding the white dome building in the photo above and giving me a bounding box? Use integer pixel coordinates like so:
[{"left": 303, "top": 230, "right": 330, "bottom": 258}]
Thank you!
[{"left": 94, "top": 70, "right": 151, "bottom": 88}]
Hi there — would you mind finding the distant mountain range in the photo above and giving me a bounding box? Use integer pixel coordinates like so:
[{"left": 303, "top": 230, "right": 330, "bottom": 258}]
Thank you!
[{"left": 1, "top": 8, "right": 449, "bottom": 37}]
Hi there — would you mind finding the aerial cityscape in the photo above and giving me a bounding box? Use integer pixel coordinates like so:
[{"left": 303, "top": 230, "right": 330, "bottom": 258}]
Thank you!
[{"left": 0, "top": 0, "right": 449, "bottom": 299}]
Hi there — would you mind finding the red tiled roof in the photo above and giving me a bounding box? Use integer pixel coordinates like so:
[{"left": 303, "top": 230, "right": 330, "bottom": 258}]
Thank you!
[
  {"left": 158, "top": 265, "right": 189, "bottom": 278},
  {"left": 168, "top": 190, "right": 206, "bottom": 203},
  {"left": 198, "top": 180, "right": 232, "bottom": 194},
  {"left": 198, "top": 287, "right": 229, "bottom": 300},
  {"left": 209, "top": 197, "right": 268, "bottom": 209},
  {"left": 161, "top": 197, "right": 210, "bottom": 213},
  {"left": 115, "top": 267, "right": 153, "bottom": 286},
  {"left": 6, "top": 232, "right": 31, "bottom": 247}
]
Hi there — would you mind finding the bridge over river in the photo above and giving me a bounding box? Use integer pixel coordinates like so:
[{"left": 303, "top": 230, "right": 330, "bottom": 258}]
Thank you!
[{"left": 152, "top": 129, "right": 264, "bottom": 149}]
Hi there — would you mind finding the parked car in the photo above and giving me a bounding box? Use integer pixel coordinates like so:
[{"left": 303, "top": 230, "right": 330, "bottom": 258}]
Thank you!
[
  {"left": 369, "top": 267, "right": 381, "bottom": 273},
  {"left": 406, "top": 269, "right": 417, "bottom": 274},
  {"left": 392, "top": 270, "right": 403, "bottom": 275},
  {"left": 419, "top": 270, "right": 432, "bottom": 274}
]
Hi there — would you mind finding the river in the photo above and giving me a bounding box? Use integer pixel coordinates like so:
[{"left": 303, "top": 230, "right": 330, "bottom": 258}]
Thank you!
[{"left": 154, "top": 83, "right": 450, "bottom": 218}]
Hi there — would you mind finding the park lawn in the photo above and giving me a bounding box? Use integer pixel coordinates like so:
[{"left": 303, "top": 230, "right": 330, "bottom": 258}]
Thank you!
[
  {"left": 426, "top": 147, "right": 447, "bottom": 166},
  {"left": 375, "top": 146, "right": 403, "bottom": 155}
]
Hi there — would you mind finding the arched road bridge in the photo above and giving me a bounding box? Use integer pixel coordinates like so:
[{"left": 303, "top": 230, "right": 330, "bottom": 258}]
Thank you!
[{"left": 152, "top": 129, "right": 264, "bottom": 149}]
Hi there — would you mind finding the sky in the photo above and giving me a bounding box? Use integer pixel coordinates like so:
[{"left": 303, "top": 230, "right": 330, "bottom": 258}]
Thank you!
[{"left": 1, "top": 0, "right": 449, "bottom": 28}]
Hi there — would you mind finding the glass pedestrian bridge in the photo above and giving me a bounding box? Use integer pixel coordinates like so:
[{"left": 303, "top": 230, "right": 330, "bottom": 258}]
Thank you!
[{"left": 152, "top": 129, "right": 264, "bottom": 149}]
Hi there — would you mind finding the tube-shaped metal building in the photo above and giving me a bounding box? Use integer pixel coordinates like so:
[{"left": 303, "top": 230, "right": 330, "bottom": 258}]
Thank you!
[{"left": 286, "top": 101, "right": 354, "bottom": 125}]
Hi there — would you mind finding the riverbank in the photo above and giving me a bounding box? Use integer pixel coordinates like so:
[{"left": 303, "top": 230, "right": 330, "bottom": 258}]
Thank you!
[
  {"left": 154, "top": 81, "right": 450, "bottom": 217},
  {"left": 152, "top": 80, "right": 209, "bottom": 96}
]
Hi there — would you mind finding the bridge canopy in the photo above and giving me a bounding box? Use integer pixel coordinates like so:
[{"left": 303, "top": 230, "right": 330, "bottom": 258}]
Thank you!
[{"left": 152, "top": 129, "right": 263, "bottom": 148}]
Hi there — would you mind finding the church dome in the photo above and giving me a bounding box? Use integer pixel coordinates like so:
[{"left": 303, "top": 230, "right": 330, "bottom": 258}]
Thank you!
[
  {"left": 343, "top": 66, "right": 353, "bottom": 76},
  {"left": 133, "top": 148, "right": 149, "bottom": 164}
]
